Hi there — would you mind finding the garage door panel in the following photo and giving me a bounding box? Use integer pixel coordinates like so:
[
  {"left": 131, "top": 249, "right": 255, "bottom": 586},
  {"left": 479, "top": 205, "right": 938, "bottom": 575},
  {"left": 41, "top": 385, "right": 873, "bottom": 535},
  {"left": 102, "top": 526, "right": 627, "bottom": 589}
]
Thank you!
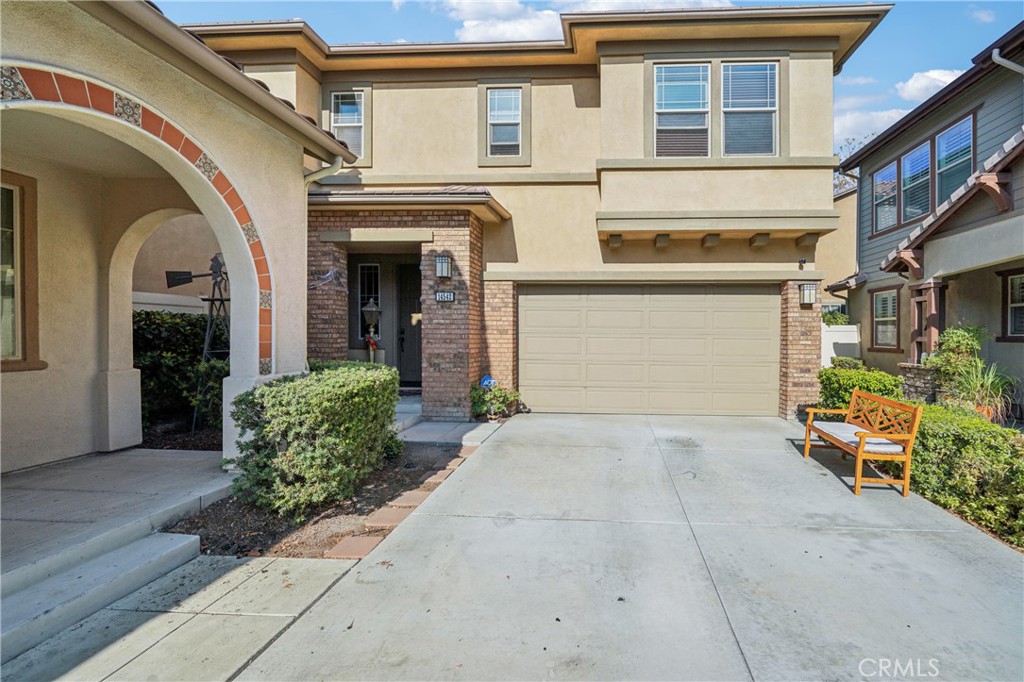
[{"left": 519, "top": 284, "right": 780, "bottom": 416}]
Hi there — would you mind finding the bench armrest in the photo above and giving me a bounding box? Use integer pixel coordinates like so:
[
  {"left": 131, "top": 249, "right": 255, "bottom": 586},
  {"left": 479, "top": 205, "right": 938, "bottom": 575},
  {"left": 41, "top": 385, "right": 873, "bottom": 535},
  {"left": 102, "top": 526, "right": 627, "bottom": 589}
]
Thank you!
[
  {"left": 806, "top": 408, "right": 848, "bottom": 425},
  {"left": 854, "top": 431, "right": 914, "bottom": 441}
]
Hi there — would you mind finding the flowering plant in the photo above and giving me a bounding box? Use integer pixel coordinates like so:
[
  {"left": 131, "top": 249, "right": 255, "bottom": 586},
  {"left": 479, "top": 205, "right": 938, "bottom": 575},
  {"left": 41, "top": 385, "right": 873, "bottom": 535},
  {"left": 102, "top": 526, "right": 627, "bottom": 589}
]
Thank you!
[{"left": 365, "top": 334, "right": 378, "bottom": 353}]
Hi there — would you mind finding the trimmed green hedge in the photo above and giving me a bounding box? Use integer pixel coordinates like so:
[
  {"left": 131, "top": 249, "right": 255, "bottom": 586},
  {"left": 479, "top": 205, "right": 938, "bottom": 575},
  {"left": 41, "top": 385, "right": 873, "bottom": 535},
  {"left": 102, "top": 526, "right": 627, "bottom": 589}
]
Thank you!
[
  {"left": 231, "top": 362, "right": 401, "bottom": 520},
  {"left": 896, "top": 404, "right": 1024, "bottom": 548},
  {"left": 817, "top": 367, "right": 903, "bottom": 412}
]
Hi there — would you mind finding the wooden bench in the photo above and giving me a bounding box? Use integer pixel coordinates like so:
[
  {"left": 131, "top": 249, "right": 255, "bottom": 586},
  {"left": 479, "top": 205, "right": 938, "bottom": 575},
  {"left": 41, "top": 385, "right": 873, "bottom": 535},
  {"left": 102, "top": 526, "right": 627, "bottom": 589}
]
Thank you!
[{"left": 803, "top": 389, "right": 924, "bottom": 496}]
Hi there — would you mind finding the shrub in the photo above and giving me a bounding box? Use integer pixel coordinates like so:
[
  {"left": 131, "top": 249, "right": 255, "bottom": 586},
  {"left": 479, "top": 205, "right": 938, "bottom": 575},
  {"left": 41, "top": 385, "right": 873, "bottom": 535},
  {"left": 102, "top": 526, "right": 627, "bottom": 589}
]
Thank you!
[
  {"left": 892, "top": 404, "right": 1024, "bottom": 547},
  {"left": 923, "top": 324, "right": 991, "bottom": 387},
  {"left": 830, "top": 356, "right": 865, "bottom": 370},
  {"left": 471, "top": 383, "right": 521, "bottom": 418},
  {"left": 817, "top": 367, "right": 902, "bottom": 413},
  {"left": 822, "top": 310, "right": 851, "bottom": 326},
  {"left": 231, "top": 362, "right": 400, "bottom": 520},
  {"left": 133, "top": 310, "right": 228, "bottom": 427}
]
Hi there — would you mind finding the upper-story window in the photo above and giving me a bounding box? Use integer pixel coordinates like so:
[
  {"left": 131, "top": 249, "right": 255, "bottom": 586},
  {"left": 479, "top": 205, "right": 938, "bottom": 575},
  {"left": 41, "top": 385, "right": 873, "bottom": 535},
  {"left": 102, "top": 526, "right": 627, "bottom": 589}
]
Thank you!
[
  {"left": 331, "top": 92, "right": 364, "bottom": 156},
  {"left": 936, "top": 116, "right": 972, "bottom": 203},
  {"left": 654, "top": 63, "right": 709, "bottom": 157},
  {"left": 722, "top": 62, "right": 777, "bottom": 156},
  {"left": 873, "top": 161, "right": 898, "bottom": 232},
  {"left": 901, "top": 143, "right": 930, "bottom": 222},
  {"left": 487, "top": 88, "right": 522, "bottom": 157}
]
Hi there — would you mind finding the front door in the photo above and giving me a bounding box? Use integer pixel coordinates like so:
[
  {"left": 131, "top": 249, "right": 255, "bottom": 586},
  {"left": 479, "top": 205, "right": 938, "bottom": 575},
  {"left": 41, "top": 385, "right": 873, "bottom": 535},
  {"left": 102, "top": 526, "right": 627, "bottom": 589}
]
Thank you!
[{"left": 398, "top": 264, "right": 422, "bottom": 385}]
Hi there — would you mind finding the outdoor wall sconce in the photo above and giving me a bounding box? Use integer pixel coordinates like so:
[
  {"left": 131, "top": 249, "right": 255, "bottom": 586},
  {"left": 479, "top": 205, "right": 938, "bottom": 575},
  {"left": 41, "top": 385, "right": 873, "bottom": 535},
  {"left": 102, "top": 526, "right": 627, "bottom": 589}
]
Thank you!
[
  {"left": 799, "top": 283, "right": 816, "bottom": 306},
  {"left": 435, "top": 255, "right": 452, "bottom": 279}
]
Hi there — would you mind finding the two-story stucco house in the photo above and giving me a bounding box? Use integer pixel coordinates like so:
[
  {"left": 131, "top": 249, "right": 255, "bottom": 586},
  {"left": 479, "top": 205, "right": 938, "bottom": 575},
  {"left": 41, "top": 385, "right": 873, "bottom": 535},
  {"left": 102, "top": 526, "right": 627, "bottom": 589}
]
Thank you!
[
  {"left": 831, "top": 22, "right": 1024, "bottom": 383},
  {"left": 189, "top": 5, "right": 889, "bottom": 422}
]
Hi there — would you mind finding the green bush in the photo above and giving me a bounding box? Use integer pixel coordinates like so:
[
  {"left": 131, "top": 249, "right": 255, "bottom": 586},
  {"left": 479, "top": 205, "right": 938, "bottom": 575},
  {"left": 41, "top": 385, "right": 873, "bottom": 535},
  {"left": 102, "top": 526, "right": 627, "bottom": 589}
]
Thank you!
[
  {"left": 817, "top": 367, "right": 902, "bottom": 414},
  {"left": 231, "top": 362, "right": 400, "bottom": 520},
  {"left": 133, "top": 310, "right": 228, "bottom": 427},
  {"left": 923, "top": 324, "right": 991, "bottom": 388},
  {"left": 822, "top": 310, "right": 851, "bottom": 326},
  {"left": 893, "top": 404, "right": 1024, "bottom": 547},
  {"left": 830, "top": 356, "right": 865, "bottom": 370},
  {"left": 471, "top": 383, "right": 521, "bottom": 418}
]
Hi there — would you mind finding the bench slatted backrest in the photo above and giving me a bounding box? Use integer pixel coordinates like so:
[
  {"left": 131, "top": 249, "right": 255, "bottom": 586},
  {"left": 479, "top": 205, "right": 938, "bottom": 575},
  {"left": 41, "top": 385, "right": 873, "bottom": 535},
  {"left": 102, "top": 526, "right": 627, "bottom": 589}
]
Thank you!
[{"left": 846, "top": 389, "right": 918, "bottom": 435}]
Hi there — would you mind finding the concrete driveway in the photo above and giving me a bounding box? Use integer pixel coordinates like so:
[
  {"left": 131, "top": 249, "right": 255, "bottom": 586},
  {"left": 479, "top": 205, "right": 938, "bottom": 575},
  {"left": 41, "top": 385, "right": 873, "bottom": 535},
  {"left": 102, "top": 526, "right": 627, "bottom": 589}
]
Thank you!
[{"left": 239, "top": 414, "right": 1023, "bottom": 681}]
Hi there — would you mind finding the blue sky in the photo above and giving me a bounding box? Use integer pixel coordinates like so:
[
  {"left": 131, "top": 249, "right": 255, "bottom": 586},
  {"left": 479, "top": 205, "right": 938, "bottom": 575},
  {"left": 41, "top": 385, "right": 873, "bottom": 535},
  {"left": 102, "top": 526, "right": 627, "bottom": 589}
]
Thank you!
[{"left": 160, "top": 1, "right": 1022, "bottom": 146}]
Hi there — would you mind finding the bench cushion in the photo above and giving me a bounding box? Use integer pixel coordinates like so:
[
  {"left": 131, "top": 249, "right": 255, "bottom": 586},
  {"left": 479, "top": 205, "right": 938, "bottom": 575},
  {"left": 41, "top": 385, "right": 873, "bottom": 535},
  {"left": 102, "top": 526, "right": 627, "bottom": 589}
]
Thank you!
[{"left": 813, "top": 421, "right": 906, "bottom": 455}]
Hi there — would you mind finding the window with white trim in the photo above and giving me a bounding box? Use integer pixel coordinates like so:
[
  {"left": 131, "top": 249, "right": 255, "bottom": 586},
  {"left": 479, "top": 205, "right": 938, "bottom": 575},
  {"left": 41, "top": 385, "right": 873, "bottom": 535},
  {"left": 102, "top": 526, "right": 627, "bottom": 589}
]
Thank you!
[
  {"left": 331, "top": 92, "right": 364, "bottom": 157},
  {"left": 654, "top": 63, "right": 709, "bottom": 157},
  {"left": 1008, "top": 274, "right": 1024, "bottom": 337},
  {"left": 722, "top": 62, "right": 777, "bottom": 156},
  {"left": 936, "top": 116, "right": 972, "bottom": 203},
  {"left": 873, "top": 289, "right": 898, "bottom": 349},
  {"left": 487, "top": 88, "right": 521, "bottom": 157},
  {"left": 901, "top": 143, "right": 930, "bottom": 222},
  {"left": 873, "top": 161, "right": 897, "bottom": 232},
  {"left": 358, "top": 263, "right": 380, "bottom": 339},
  {"left": 1, "top": 184, "right": 19, "bottom": 359}
]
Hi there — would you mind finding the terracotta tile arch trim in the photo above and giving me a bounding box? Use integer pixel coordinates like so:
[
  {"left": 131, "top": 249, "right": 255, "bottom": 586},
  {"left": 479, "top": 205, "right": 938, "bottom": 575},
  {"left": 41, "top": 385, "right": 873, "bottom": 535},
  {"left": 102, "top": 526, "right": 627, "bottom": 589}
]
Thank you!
[{"left": 1, "top": 63, "right": 274, "bottom": 374}]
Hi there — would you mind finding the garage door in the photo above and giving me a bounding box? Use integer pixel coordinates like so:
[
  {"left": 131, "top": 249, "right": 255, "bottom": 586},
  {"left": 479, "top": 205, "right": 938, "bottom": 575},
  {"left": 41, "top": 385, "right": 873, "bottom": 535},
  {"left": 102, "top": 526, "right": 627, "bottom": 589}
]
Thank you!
[{"left": 518, "top": 284, "right": 780, "bottom": 415}]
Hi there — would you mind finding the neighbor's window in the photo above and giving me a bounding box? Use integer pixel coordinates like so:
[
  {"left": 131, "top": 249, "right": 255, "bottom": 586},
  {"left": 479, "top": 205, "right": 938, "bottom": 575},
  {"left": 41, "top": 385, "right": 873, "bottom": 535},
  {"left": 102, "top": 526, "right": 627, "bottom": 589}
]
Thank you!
[
  {"left": 1007, "top": 273, "right": 1024, "bottom": 338},
  {"left": 487, "top": 88, "right": 522, "bottom": 157},
  {"left": 331, "top": 92, "right": 364, "bottom": 157},
  {"left": 872, "top": 289, "right": 899, "bottom": 349},
  {"left": 1, "top": 184, "right": 18, "bottom": 359},
  {"left": 654, "top": 63, "right": 709, "bottom": 157},
  {"left": 821, "top": 303, "right": 847, "bottom": 315},
  {"left": 722, "top": 62, "right": 777, "bottom": 156},
  {"left": 873, "top": 161, "right": 898, "bottom": 232},
  {"left": 358, "top": 263, "right": 380, "bottom": 339},
  {"left": 936, "top": 116, "right": 972, "bottom": 203},
  {"left": 901, "top": 143, "right": 931, "bottom": 222}
]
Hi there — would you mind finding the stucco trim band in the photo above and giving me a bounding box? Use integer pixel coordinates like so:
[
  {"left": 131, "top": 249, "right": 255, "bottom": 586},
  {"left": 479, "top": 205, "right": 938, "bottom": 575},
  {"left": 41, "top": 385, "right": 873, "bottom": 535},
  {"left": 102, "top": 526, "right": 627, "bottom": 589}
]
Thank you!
[
  {"left": 483, "top": 270, "right": 826, "bottom": 282},
  {"left": 319, "top": 229, "right": 434, "bottom": 243}
]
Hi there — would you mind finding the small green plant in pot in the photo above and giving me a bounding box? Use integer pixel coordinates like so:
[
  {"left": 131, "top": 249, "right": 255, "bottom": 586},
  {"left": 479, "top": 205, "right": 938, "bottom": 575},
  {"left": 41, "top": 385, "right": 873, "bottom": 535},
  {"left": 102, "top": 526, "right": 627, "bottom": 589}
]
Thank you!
[
  {"left": 952, "top": 361, "right": 1016, "bottom": 423},
  {"left": 471, "top": 382, "right": 521, "bottom": 420}
]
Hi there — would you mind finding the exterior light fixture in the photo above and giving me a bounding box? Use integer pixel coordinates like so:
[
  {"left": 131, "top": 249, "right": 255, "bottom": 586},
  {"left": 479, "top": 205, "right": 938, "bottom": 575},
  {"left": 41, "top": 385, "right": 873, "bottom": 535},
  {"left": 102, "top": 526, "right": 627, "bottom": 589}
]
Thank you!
[
  {"left": 435, "top": 255, "right": 452, "bottom": 279},
  {"left": 799, "top": 283, "right": 816, "bottom": 306},
  {"left": 361, "top": 298, "right": 381, "bottom": 336}
]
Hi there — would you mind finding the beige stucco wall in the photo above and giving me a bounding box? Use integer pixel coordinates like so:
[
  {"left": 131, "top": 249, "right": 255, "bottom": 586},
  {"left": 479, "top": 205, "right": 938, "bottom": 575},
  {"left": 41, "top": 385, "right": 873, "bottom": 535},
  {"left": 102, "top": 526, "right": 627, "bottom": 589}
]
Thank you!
[
  {"left": 132, "top": 214, "right": 222, "bottom": 298},
  {"left": 1, "top": 1, "right": 313, "bottom": 469},
  {"left": 819, "top": 191, "right": 858, "bottom": 304}
]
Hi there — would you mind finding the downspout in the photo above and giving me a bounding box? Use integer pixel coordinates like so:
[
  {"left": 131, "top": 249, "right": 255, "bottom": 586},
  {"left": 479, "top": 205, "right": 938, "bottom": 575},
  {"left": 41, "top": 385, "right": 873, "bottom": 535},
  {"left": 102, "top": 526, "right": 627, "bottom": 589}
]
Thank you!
[
  {"left": 304, "top": 156, "right": 346, "bottom": 187},
  {"left": 991, "top": 49, "right": 1024, "bottom": 77}
]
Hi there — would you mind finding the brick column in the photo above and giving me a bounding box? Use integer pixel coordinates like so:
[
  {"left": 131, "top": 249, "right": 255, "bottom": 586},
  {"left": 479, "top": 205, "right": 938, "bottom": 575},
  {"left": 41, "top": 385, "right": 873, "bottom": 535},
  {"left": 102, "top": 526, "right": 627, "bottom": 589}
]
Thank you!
[
  {"left": 306, "top": 213, "right": 348, "bottom": 361},
  {"left": 779, "top": 280, "right": 821, "bottom": 419},
  {"left": 482, "top": 280, "right": 518, "bottom": 389}
]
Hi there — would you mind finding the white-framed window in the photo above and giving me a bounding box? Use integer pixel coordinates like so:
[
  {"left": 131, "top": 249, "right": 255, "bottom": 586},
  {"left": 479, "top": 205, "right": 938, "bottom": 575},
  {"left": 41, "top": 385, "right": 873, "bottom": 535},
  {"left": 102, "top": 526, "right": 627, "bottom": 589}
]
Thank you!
[
  {"left": 1, "top": 183, "right": 19, "bottom": 359},
  {"left": 487, "top": 88, "right": 521, "bottom": 157},
  {"left": 873, "top": 161, "right": 898, "bottom": 232},
  {"left": 654, "top": 63, "right": 709, "bottom": 157},
  {"left": 936, "top": 116, "right": 972, "bottom": 204},
  {"left": 331, "top": 91, "right": 364, "bottom": 157},
  {"left": 1008, "top": 274, "right": 1024, "bottom": 337},
  {"left": 901, "top": 143, "right": 931, "bottom": 222},
  {"left": 358, "top": 263, "right": 380, "bottom": 339},
  {"left": 722, "top": 62, "right": 777, "bottom": 156},
  {"left": 872, "top": 289, "right": 899, "bottom": 349},
  {"left": 821, "top": 303, "right": 847, "bottom": 315}
]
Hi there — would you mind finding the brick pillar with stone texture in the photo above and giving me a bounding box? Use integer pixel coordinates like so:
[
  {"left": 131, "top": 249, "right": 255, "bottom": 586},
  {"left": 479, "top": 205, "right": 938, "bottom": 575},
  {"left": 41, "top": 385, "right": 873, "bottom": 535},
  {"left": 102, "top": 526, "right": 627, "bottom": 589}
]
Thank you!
[
  {"left": 779, "top": 280, "right": 822, "bottom": 419},
  {"left": 306, "top": 212, "right": 348, "bottom": 361}
]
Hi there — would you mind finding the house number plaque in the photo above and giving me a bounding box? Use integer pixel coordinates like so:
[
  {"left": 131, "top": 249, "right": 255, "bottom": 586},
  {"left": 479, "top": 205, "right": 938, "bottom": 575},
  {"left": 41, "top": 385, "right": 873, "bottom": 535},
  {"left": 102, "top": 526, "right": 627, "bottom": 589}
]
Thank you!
[{"left": 435, "top": 291, "right": 456, "bottom": 302}]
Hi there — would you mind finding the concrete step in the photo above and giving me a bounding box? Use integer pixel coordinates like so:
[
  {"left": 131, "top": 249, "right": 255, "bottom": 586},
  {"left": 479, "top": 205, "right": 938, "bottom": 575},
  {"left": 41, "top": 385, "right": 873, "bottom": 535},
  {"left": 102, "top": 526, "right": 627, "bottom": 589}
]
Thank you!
[
  {"left": 0, "top": 533, "right": 199, "bottom": 663},
  {"left": 393, "top": 412, "right": 422, "bottom": 434}
]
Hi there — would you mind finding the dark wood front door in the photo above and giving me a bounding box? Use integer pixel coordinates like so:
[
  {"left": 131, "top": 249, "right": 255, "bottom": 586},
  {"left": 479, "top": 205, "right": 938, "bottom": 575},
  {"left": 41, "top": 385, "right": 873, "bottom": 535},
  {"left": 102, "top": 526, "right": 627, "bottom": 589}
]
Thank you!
[{"left": 398, "top": 264, "right": 422, "bottom": 384}]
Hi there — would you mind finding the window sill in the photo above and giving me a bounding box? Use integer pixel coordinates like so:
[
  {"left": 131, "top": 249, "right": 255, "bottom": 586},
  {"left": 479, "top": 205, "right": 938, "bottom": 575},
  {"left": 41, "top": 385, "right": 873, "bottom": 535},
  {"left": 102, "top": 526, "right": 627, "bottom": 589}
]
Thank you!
[
  {"left": 995, "top": 336, "right": 1024, "bottom": 343},
  {"left": 2, "top": 358, "right": 49, "bottom": 372},
  {"left": 868, "top": 347, "right": 904, "bottom": 354}
]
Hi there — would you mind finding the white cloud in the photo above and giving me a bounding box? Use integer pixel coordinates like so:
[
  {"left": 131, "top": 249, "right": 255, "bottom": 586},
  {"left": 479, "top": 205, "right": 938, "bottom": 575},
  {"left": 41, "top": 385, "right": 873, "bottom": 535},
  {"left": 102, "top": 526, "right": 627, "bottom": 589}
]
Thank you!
[
  {"left": 835, "top": 75, "right": 876, "bottom": 86},
  {"left": 444, "top": 0, "right": 733, "bottom": 43},
  {"left": 392, "top": 0, "right": 406, "bottom": 10},
  {"left": 969, "top": 5, "right": 995, "bottom": 23},
  {"left": 834, "top": 108, "right": 911, "bottom": 143},
  {"left": 894, "top": 69, "right": 964, "bottom": 102},
  {"left": 834, "top": 94, "right": 886, "bottom": 111}
]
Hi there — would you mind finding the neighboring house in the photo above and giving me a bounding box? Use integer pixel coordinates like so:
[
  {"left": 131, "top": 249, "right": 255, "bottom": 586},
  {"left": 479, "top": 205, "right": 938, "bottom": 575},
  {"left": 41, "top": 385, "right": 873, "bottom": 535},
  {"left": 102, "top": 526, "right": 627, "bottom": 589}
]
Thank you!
[
  {"left": 830, "top": 22, "right": 1024, "bottom": 380},
  {"left": 190, "top": 4, "right": 890, "bottom": 421},
  {"left": 822, "top": 187, "right": 859, "bottom": 314},
  {"left": 0, "top": 1, "right": 356, "bottom": 471},
  {"left": 131, "top": 214, "right": 221, "bottom": 314}
]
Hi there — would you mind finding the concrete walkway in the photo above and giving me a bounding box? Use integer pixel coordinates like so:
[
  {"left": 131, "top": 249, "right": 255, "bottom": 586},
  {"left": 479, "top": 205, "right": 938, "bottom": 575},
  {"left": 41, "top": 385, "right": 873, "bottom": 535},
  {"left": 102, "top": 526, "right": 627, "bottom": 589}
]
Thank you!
[{"left": 5, "top": 415, "right": 1022, "bottom": 680}]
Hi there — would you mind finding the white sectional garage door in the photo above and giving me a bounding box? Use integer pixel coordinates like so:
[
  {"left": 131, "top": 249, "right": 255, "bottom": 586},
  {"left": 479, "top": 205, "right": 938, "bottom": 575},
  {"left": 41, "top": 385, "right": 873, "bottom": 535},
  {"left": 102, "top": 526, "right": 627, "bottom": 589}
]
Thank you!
[{"left": 518, "top": 284, "right": 780, "bottom": 415}]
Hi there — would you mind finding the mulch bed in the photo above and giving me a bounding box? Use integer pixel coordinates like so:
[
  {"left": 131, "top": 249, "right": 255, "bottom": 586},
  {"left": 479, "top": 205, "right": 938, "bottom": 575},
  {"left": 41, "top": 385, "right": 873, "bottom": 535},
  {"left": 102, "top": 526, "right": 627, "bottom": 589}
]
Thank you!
[
  {"left": 141, "top": 426, "right": 222, "bottom": 451},
  {"left": 164, "top": 443, "right": 459, "bottom": 558}
]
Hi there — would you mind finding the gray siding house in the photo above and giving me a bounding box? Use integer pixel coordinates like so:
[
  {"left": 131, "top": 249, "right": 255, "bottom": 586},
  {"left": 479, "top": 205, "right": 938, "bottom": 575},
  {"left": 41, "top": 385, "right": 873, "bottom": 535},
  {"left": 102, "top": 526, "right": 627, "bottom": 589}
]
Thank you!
[{"left": 830, "top": 22, "right": 1024, "bottom": 388}]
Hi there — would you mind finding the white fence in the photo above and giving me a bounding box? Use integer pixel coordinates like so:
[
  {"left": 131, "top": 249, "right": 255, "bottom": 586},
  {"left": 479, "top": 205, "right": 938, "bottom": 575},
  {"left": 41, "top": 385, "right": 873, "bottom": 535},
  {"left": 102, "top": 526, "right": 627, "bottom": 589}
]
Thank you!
[{"left": 821, "top": 324, "right": 861, "bottom": 367}]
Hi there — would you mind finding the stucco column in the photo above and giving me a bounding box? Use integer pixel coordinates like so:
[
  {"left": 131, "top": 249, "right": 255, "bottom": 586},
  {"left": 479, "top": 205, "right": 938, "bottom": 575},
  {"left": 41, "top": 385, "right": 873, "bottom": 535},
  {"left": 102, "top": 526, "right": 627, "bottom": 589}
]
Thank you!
[{"left": 779, "top": 280, "right": 822, "bottom": 419}]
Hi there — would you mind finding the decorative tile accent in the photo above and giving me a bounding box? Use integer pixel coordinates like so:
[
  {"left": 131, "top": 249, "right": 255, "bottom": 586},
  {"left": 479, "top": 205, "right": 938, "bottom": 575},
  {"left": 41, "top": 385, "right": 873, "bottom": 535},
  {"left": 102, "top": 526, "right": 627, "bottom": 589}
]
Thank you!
[
  {"left": 1, "top": 67, "right": 31, "bottom": 101},
  {"left": 194, "top": 152, "right": 219, "bottom": 181},
  {"left": 113, "top": 92, "right": 141, "bottom": 126},
  {"left": 259, "top": 358, "right": 272, "bottom": 375},
  {"left": 259, "top": 290, "right": 273, "bottom": 309},
  {"left": 241, "top": 222, "right": 259, "bottom": 244}
]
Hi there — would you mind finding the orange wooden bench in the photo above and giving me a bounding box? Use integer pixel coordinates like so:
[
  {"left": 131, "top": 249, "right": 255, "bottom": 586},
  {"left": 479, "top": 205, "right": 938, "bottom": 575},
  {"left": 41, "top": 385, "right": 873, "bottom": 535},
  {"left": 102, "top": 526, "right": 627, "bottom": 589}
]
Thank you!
[{"left": 803, "top": 389, "right": 924, "bottom": 496}]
